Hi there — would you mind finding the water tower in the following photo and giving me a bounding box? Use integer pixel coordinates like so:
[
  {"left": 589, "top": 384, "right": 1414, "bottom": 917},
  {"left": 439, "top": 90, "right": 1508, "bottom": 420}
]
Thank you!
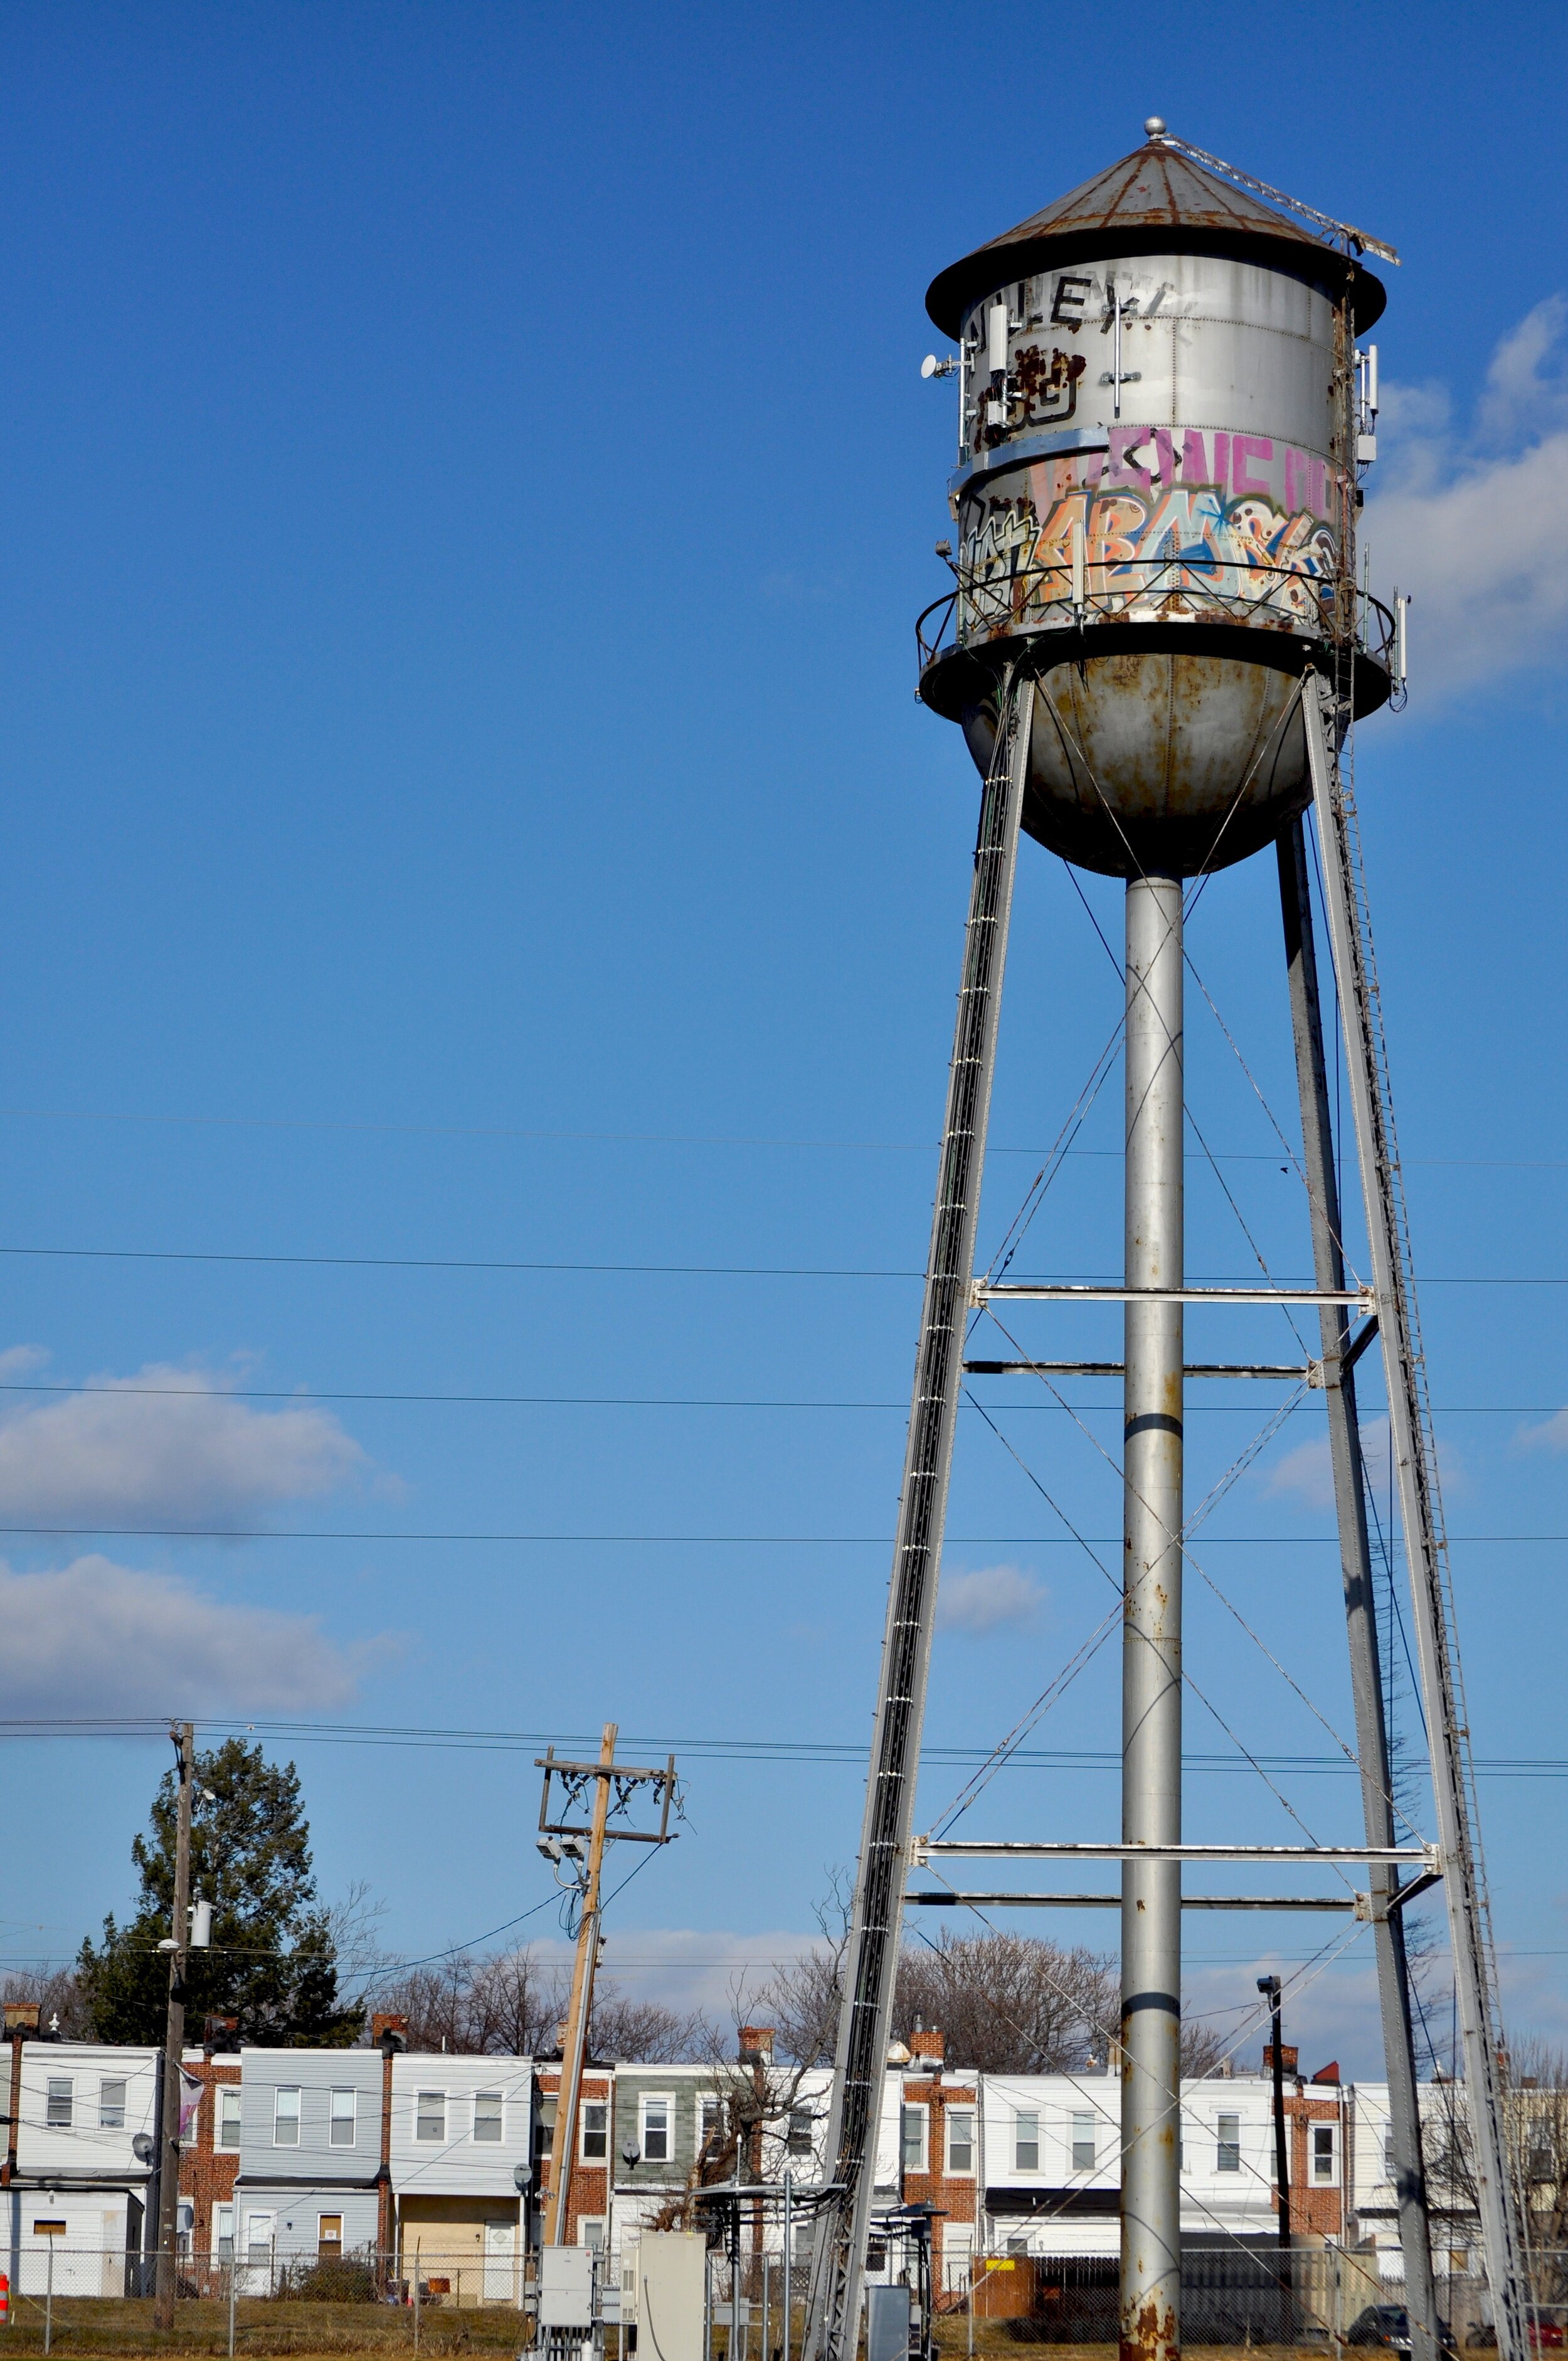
[{"left": 806, "top": 127, "right": 1528, "bottom": 2361}]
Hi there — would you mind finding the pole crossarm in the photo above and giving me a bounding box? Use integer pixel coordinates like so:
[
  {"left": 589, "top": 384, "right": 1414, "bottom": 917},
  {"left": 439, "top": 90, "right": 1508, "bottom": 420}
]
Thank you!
[
  {"left": 974, "top": 1281, "right": 1372, "bottom": 1307},
  {"left": 906, "top": 1891, "right": 1359, "bottom": 1912},
  {"left": 916, "top": 1840, "right": 1438, "bottom": 1865},
  {"left": 963, "top": 1357, "right": 1314, "bottom": 1379}
]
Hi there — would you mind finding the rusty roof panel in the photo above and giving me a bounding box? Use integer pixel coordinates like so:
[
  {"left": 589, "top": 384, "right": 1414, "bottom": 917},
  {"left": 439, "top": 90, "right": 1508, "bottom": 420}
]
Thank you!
[{"left": 926, "top": 141, "right": 1384, "bottom": 336}]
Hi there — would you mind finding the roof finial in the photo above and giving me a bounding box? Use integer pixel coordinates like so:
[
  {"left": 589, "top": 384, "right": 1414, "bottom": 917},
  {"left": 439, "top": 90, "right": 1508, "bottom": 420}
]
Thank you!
[{"left": 1144, "top": 115, "right": 1167, "bottom": 139}]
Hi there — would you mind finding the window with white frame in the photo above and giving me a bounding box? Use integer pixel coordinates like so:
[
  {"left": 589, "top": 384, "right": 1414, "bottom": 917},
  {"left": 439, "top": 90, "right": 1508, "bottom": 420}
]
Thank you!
[
  {"left": 946, "top": 2109, "right": 975, "bottom": 2175},
  {"left": 273, "top": 2087, "right": 300, "bottom": 2146},
  {"left": 788, "top": 2107, "right": 813, "bottom": 2158},
  {"left": 1071, "top": 2113, "right": 1096, "bottom": 2173},
  {"left": 1217, "top": 2113, "right": 1241, "bottom": 2173},
  {"left": 416, "top": 2089, "right": 447, "bottom": 2143},
  {"left": 699, "top": 2096, "right": 721, "bottom": 2151},
  {"left": 330, "top": 2088, "right": 357, "bottom": 2148},
  {"left": 640, "top": 2093, "right": 672, "bottom": 2164},
  {"left": 214, "top": 2204, "right": 235, "bottom": 2265},
  {"left": 581, "top": 2101, "right": 608, "bottom": 2160},
  {"left": 1014, "top": 2109, "right": 1039, "bottom": 2172},
  {"left": 99, "top": 2078, "right": 126, "bottom": 2130},
  {"left": 45, "top": 2077, "right": 72, "bottom": 2130},
  {"left": 580, "top": 2219, "right": 605, "bottom": 2252},
  {"left": 245, "top": 2212, "right": 275, "bottom": 2266},
  {"left": 217, "top": 2088, "right": 242, "bottom": 2151},
  {"left": 901, "top": 2103, "right": 928, "bottom": 2174},
  {"left": 1382, "top": 2131, "right": 1397, "bottom": 2183},
  {"left": 474, "top": 2091, "right": 502, "bottom": 2143},
  {"left": 1311, "top": 2122, "right": 1337, "bottom": 2183}
]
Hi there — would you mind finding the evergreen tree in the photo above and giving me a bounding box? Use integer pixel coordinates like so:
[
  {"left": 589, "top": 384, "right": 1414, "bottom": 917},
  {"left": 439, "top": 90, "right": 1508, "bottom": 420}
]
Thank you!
[{"left": 77, "top": 1738, "right": 362, "bottom": 2047}]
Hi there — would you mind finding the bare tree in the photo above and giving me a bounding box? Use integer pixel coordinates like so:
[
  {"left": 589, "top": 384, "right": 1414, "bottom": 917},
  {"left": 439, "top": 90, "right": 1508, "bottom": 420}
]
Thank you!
[
  {"left": 894, "top": 1929, "right": 1119, "bottom": 2073},
  {"left": 1423, "top": 2036, "right": 1568, "bottom": 2295},
  {"left": 2, "top": 1965, "right": 90, "bottom": 2039},
  {"left": 364, "top": 1943, "right": 706, "bottom": 2060}
]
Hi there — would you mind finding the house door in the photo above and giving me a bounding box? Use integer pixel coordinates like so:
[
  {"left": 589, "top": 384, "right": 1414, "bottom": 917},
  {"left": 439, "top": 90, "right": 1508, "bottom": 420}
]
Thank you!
[{"left": 483, "top": 2221, "right": 515, "bottom": 2303}]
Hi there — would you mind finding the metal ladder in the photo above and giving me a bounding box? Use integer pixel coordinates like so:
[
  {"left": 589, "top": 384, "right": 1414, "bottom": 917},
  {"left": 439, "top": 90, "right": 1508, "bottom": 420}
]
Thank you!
[
  {"left": 1304, "top": 671, "right": 1530, "bottom": 2361},
  {"left": 803, "top": 671, "right": 1034, "bottom": 2361}
]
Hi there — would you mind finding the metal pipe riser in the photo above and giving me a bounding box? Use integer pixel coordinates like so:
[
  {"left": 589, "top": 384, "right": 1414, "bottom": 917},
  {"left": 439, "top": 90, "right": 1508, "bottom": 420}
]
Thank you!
[{"left": 1121, "top": 876, "right": 1184, "bottom": 2361}]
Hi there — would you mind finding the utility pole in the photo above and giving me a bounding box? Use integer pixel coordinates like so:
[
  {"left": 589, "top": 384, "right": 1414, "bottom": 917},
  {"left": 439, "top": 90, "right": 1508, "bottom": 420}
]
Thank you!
[
  {"left": 1259, "top": 1976, "right": 1292, "bottom": 2335},
  {"left": 154, "top": 1723, "right": 194, "bottom": 2331},
  {"left": 538, "top": 1727, "right": 677, "bottom": 2249}
]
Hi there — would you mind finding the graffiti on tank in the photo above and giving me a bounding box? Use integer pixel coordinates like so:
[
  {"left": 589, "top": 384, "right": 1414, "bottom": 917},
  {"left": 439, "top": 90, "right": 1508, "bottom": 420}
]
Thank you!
[{"left": 957, "top": 430, "right": 1338, "bottom": 636}]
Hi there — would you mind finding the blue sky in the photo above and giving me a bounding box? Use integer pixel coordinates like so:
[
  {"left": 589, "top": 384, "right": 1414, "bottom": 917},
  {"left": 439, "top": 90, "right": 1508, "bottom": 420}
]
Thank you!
[{"left": 0, "top": 0, "right": 1566, "bottom": 2076}]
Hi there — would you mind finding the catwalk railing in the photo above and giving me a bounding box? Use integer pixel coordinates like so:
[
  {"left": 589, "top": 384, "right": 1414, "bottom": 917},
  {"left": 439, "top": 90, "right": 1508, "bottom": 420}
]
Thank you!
[{"left": 915, "top": 556, "right": 1397, "bottom": 675}]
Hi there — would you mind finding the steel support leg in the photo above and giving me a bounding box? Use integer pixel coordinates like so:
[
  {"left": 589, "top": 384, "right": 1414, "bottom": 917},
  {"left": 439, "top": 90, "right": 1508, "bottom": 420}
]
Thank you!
[
  {"left": 1304, "top": 676, "right": 1530, "bottom": 2361},
  {"left": 1121, "top": 873, "right": 1183, "bottom": 2361},
  {"left": 806, "top": 674, "right": 1035, "bottom": 2361},
  {"left": 1278, "top": 815, "right": 1439, "bottom": 2361}
]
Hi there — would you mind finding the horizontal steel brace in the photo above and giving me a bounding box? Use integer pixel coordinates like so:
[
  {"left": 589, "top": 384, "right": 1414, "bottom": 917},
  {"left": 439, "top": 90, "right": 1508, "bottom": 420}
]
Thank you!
[
  {"left": 974, "top": 1282, "right": 1374, "bottom": 1307},
  {"left": 906, "top": 1890, "right": 1357, "bottom": 1912},
  {"left": 916, "top": 1840, "right": 1438, "bottom": 1865},
  {"left": 963, "top": 1358, "right": 1310, "bottom": 1381}
]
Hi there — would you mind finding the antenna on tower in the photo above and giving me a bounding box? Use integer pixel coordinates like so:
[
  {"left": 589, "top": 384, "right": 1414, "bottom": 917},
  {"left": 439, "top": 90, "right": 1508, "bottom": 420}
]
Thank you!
[{"left": 1143, "top": 115, "right": 1401, "bottom": 264}]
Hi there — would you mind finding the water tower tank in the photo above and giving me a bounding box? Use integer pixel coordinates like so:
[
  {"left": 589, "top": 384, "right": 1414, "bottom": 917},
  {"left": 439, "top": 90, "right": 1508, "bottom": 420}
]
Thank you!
[{"left": 918, "top": 125, "right": 1391, "bottom": 878}]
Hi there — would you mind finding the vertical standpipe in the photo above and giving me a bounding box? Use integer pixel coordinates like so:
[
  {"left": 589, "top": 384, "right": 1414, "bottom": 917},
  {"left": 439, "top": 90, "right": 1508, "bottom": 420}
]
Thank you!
[{"left": 1121, "top": 875, "right": 1184, "bottom": 2361}]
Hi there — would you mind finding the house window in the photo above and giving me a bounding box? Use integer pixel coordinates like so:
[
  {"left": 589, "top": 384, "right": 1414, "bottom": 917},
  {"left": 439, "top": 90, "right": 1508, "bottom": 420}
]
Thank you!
[
  {"left": 32, "top": 2221, "right": 66, "bottom": 2239},
  {"left": 474, "top": 2091, "right": 503, "bottom": 2143},
  {"left": 246, "top": 2212, "right": 275, "bottom": 2267},
  {"left": 273, "top": 2087, "right": 300, "bottom": 2146},
  {"left": 1217, "top": 2113, "right": 1241, "bottom": 2173},
  {"left": 1071, "top": 2113, "right": 1096, "bottom": 2173},
  {"left": 318, "top": 2215, "right": 342, "bottom": 2263},
  {"left": 901, "top": 2104, "right": 928, "bottom": 2174},
  {"left": 581, "top": 2101, "right": 608, "bottom": 2160},
  {"left": 1311, "top": 2123, "right": 1337, "bottom": 2183},
  {"left": 640, "top": 2094, "right": 672, "bottom": 2164},
  {"left": 99, "top": 2078, "right": 127, "bottom": 2131},
  {"left": 946, "top": 2109, "right": 974, "bottom": 2175},
  {"left": 217, "top": 2088, "right": 242, "bottom": 2151},
  {"left": 330, "top": 2088, "right": 357, "bottom": 2148},
  {"left": 416, "top": 2090, "right": 447, "bottom": 2143},
  {"left": 788, "top": 2108, "right": 813, "bottom": 2158},
  {"left": 1014, "top": 2110, "right": 1039, "bottom": 2172},
  {"left": 533, "top": 2096, "right": 556, "bottom": 2163},
  {"left": 1383, "top": 2132, "right": 1397, "bottom": 2182},
  {"left": 45, "top": 2078, "right": 72, "bottom": 2130},
  {"left": 215, "top": 2205, "right": 235, "bottom": 2265},
  {"left": 580, "top": 2219, "right": 605, "bottom": 2252}
]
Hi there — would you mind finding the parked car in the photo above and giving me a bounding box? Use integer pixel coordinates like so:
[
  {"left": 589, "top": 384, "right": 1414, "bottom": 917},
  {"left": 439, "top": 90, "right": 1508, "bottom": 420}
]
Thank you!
[{"left": 1348, "top": 2307, "right": 1456, "bottom": 2353}]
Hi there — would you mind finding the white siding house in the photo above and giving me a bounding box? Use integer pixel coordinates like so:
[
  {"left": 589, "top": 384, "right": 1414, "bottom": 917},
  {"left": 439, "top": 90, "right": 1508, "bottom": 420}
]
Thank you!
[{"left": 3, "top": 2042, "right": 159, "bottom": 2296}]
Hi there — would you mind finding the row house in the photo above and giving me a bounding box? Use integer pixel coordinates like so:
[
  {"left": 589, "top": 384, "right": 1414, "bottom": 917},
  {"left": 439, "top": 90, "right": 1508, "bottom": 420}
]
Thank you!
[{"left": 0, "top": 2032, "right": 161, "bottom": 2296}]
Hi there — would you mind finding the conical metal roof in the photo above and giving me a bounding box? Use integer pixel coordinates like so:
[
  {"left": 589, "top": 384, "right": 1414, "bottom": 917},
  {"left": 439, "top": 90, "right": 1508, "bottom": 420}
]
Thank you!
[{"left": 926, "top": 137, "right": 1385, "bottom": 335}]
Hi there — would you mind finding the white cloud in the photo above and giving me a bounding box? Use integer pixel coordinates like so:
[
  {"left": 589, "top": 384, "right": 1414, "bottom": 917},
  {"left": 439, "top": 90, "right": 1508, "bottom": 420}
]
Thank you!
[
  {"left": 0, "top": 1359, "right": 366, "bottom": 1527},
  {"left": 936, "top": 1563, "right": 1043, "bottom": 1636},
  {"left": 0, "top": 1345, "right": 49, "bottom": 1381},
  {"left": 1517, "top": 1408, "right": 1568, "bottom": 1453},
  {"left": 1262, "top": 1418, "right": 1457, "bottom": 1509},
  {"left": 0, "top": 1554, "right": 388, "bottom": 1714},
  {"left": 1365, "top": 296, "right": 1568, "bottom": 698}
]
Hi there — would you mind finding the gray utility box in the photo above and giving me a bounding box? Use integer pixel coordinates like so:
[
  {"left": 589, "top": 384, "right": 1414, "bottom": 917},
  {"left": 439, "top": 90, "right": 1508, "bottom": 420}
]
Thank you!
[
  {"left": 633, "top": 2233, "right": 707, "bottom": 2361},
  {"left": 866, "top": 2284, "right": 912, "bottom": 2361},
  {"left": 539, "top": 2247, "right": 596, "bottom": 2330}
]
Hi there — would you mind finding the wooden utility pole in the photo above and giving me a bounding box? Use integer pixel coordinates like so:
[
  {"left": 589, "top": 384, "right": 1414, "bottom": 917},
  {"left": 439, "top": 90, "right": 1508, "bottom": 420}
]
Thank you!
[
  {"left": 536, "top": 1726, "right": 677, "bottom": 2249},
  {"left": 154, "top": 1724, "right": 195, "bottom": 2330}
]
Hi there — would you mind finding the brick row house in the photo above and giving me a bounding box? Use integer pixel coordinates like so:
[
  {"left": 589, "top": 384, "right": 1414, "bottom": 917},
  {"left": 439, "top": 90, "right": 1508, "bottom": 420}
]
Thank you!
[{"left": 0, "top": 2012, "right": 1515, "bottom": 2315}]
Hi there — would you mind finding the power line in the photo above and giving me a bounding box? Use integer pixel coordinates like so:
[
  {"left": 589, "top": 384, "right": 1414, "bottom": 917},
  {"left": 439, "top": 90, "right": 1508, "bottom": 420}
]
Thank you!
[
  {"left": 0, "top": 1102, "right": 1560, "bottom": 1168},
  {"left": 0, "top": 1381, "right": 1552, "bottom": 1413},
  {"left": 0, "top": 1240, "right": 1560, "bottom": 1283},
  {"left": 0, "top": 1524, "right": 1560, "bottom": 1544}
]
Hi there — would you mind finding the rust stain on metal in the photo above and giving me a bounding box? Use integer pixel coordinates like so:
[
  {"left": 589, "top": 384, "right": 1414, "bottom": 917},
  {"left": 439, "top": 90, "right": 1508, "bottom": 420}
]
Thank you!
[{"left": 1121, "top": 2296, "right": 1179, "bottom": 2361}]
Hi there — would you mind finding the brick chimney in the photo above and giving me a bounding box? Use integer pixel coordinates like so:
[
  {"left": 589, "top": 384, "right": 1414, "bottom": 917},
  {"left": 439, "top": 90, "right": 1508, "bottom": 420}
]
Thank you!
[
  {"left": 1262, "top": 2044, "right": 1299, "bottom": 2076},
  {"left": 738, "top": 2026, "right": 775, "bottom": 2064},
  {"left": 908, "top": 2028, "right": 945, "bottom": 2067}
]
